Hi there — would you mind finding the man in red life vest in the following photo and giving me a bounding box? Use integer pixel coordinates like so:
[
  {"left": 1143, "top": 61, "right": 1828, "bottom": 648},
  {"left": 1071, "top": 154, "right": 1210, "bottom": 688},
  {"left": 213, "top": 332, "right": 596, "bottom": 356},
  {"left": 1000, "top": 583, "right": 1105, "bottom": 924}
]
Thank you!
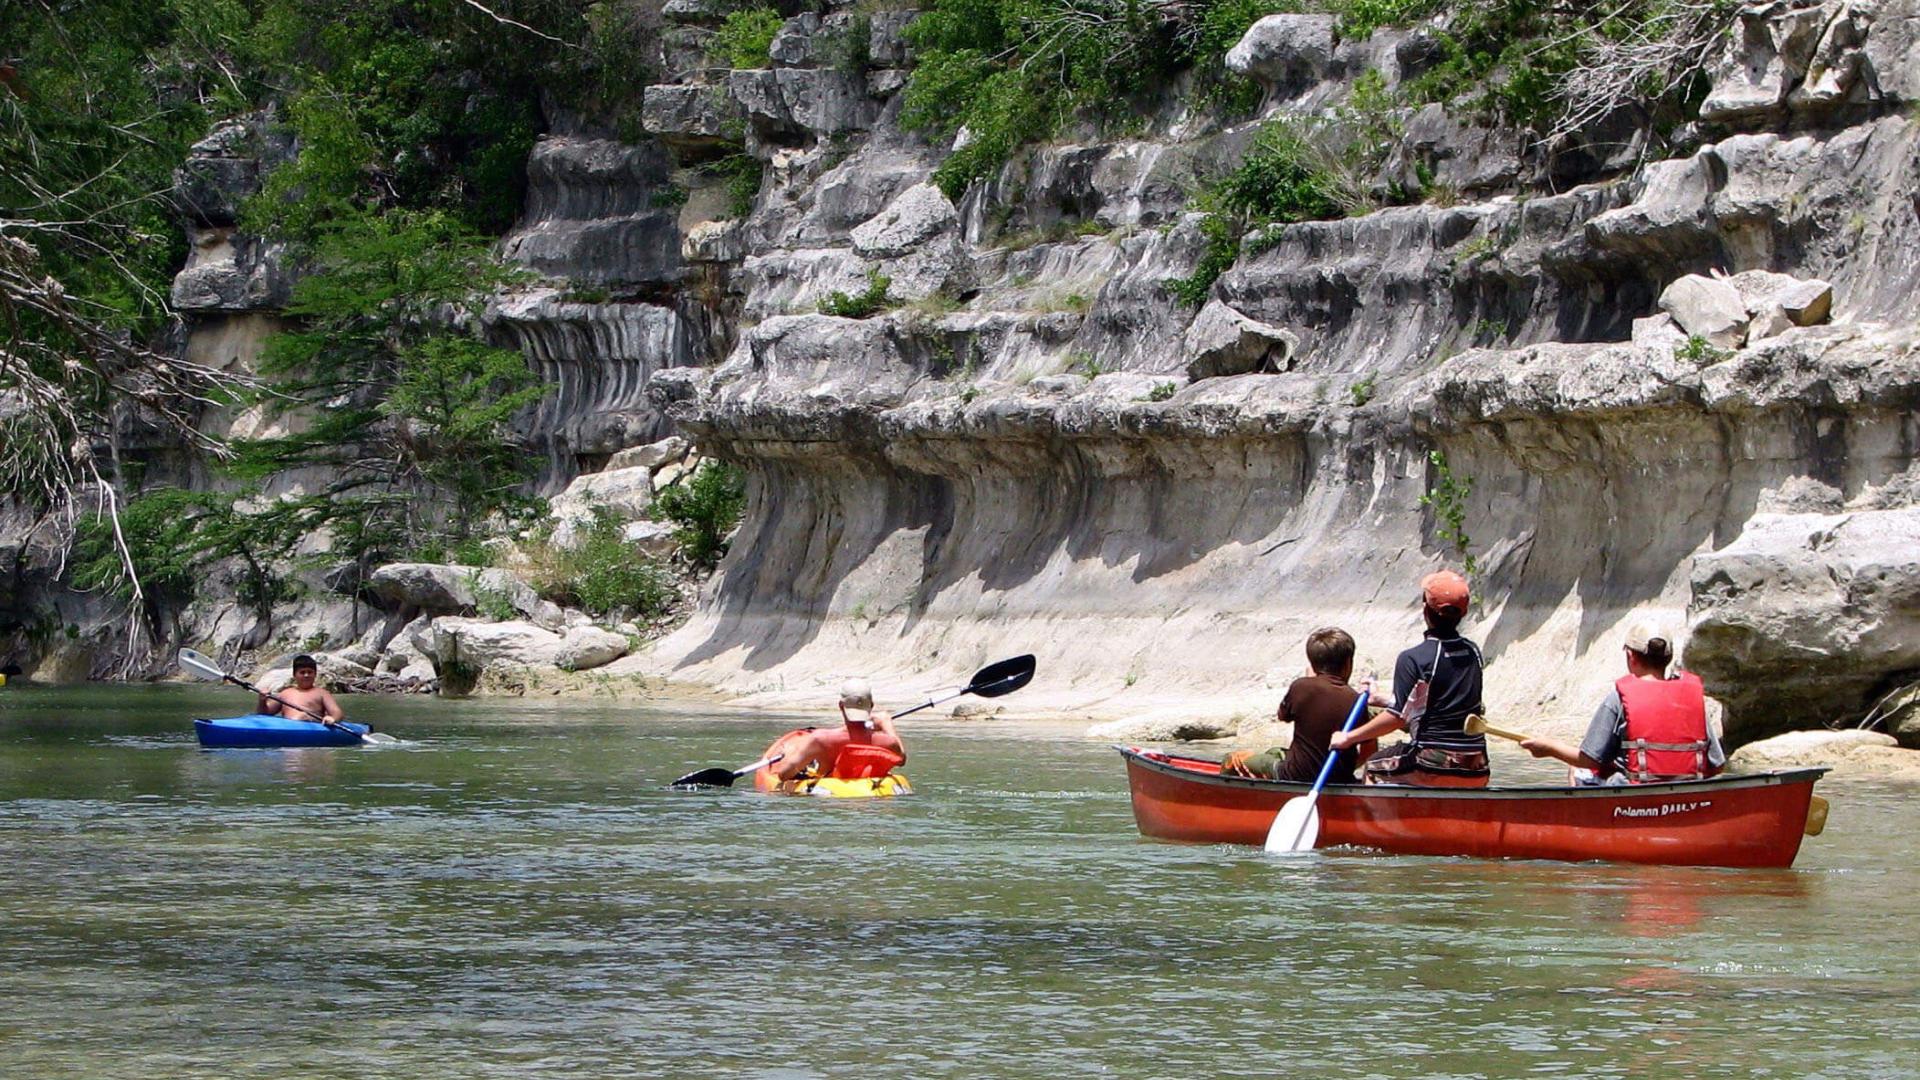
[
  {"left": 768, "top": 678, "right": 907, "bottom": 781},
  {"left": 1520, "top": 620, "right": 1726, "bottom": 784}
]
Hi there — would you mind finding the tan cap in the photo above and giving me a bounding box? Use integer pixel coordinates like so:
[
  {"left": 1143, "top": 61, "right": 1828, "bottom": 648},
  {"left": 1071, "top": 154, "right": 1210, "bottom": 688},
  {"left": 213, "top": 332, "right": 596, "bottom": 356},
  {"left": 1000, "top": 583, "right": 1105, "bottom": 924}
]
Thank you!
[
  {"left": 1623, "top": 620, "right": 1672, "bottom": 656},
  {"left": 1420, "top": 570, "right": 1471, "bottom": 617},
  {"left": 838, "top": 678, "right": 874, "bottom": 711}
]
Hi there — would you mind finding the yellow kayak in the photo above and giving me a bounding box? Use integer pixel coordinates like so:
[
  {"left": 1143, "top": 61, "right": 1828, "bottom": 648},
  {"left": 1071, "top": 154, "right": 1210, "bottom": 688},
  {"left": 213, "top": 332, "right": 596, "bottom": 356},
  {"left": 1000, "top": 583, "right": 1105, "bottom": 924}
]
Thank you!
[{"left": 776, "top": 773, "right": 913, "bottom": 798}]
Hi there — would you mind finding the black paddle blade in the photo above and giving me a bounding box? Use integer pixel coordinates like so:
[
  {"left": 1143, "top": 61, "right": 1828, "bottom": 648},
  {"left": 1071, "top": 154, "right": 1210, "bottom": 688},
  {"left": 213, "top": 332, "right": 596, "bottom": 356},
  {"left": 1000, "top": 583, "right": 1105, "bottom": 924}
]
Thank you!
[
  {"left": 968, "top": 654, "right": 1035, "bottom": 698},
  {"left": 670, "top": 767, "right": 740, "bottom": 788}
]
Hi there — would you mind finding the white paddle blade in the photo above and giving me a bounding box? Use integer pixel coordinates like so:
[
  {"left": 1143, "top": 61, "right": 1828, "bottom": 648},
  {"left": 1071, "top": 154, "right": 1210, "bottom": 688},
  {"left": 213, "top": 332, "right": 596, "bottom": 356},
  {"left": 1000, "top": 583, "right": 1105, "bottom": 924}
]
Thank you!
[
  {"left": 1264, "top": 797, "right": 1321, "bottom": 854},
  {"left": 178, "top": 648, "right": 227, "bottom": 682},
  {"left": 360, "top": 732, "right": 401, "bottom": 746}
]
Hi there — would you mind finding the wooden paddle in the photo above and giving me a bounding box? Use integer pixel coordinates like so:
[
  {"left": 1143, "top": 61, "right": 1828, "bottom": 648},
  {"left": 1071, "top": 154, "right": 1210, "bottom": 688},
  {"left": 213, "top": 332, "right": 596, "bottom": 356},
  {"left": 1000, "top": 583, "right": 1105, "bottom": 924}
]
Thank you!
[
  {"left": 179, "top": 648, "right": 398, "bottom": 745},
  {"left": 1462, "top": 714, "right": 1528, "bottom": 743},
  {"left": 668, "top": 655, "right": 1038, "bottom": 788},
  {"left": 1265, "top": 678, "right": 1373, "bottom": 855}
]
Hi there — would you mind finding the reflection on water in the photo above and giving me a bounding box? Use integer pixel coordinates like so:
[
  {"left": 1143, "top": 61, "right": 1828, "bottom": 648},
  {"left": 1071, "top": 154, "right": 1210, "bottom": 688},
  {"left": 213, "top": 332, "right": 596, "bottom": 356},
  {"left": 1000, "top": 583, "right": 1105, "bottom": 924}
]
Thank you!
[{"left": 1, "top": 682, "right": 1916, "bottom": 1079}]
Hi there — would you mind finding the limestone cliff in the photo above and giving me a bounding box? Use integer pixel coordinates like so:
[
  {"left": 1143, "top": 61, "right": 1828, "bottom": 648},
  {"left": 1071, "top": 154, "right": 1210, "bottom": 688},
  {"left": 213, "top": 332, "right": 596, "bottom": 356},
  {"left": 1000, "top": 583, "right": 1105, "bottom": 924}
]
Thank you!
[
  {"left": 609, "top": 0, "right": 1920, "bottom": 745},
  {"left": 10, "top": 0, "right": 1918, "bottom": 754}
]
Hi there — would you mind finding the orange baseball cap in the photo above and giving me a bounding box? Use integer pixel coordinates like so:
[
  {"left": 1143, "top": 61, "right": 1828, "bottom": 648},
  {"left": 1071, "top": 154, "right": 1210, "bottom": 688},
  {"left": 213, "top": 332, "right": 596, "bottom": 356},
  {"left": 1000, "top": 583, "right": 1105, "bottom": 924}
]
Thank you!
[{"left": 1420, "top": 570, "right": 1471, "bottom": 617}]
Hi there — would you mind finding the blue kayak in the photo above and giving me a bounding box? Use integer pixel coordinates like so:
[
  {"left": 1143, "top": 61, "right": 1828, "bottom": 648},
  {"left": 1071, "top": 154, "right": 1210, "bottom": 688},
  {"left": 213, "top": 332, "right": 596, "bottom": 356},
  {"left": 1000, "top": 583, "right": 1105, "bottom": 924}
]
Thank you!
[{"left": 194, "top": 714, "right": 371, "bottom": 748}]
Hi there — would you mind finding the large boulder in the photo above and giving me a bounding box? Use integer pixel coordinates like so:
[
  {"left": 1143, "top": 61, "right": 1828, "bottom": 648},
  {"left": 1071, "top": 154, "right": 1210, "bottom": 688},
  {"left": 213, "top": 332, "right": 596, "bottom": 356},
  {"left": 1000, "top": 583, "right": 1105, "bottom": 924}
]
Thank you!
[
  {"left": 366, "top": 564, "right": 563, "bottom": 628},
  {"left": 426, "top": 618, "right": 566, "bottom": 670},
  {"left": 1181, "top": 299, "right": 1297, "bottom": 380},
  {"left": 1086, "top": 708, "right": 1238, "bottom": 742},
  {"left": 555, "top": 627, "right": 630, "bottom": 671},
  {"left": 1726, "top": 729, "right": 1920, "bottom": 780},
  {"left": 1658, "top": 274, "right": 1749, "bottom": 349},
  {"left": 1226, "top": 15, "right": 1338, "bottom": 91},
  {"left": 1688, "top": 508, "right": 1920, "bottom": 743},
  {"left": 850, "top": 183, "right": 958, "bottom": 259},
  {"left": 548, "top": 465, "right": 656, "bottom": 547}
]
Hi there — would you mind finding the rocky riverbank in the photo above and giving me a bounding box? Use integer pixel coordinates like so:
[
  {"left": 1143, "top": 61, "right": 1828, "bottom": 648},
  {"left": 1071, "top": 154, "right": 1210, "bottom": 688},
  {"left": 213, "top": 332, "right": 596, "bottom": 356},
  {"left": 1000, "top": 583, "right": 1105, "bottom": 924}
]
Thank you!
[{"left": 6, "top": 1, "right": 1919, "bottom": 778}]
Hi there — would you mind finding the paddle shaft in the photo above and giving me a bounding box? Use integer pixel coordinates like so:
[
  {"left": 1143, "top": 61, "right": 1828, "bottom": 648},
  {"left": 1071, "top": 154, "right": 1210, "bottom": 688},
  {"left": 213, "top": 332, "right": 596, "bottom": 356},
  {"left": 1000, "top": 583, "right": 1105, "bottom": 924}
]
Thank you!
[
  {"left": 224, "top": 673, "right": 334, "bottom": 725},
  {"left": 1274, "top": 679, "right": 1374, "bottom": 851},
  {"left": 892, "top": 667, "right": 1031, "bottom": 719}
]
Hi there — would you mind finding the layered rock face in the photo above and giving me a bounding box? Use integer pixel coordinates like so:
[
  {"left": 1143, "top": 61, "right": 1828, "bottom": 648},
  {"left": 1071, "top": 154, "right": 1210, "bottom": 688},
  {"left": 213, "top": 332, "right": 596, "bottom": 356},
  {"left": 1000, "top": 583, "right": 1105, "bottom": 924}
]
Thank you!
[
  {"left": 14, "top": 0, "right": 1918, "bottom": 751},
  {"left": 612, "top": 0, "right": 1920, "bottom": 745}
]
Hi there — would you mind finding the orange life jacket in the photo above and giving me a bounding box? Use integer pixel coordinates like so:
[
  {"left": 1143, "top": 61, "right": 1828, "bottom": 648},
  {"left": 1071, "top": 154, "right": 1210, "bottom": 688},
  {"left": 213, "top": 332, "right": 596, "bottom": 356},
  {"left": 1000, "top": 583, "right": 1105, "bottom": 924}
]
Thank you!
[
  {"left": 830, "top": 743, "right": 904, "bottom": 779},
  {"left": 1617, "top": 672, "right": 1713, "bottom": 782}
]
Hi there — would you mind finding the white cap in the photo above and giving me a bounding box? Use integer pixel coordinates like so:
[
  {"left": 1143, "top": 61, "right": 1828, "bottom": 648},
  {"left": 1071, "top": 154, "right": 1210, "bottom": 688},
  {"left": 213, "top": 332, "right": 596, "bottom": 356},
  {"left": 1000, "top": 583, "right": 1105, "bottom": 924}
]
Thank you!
[
  {"left": 838, "top": 678, "right": 874, "bottom": 711},
  {"left": 1623, "top": 619, "right": 1672, "bottom": 657}
]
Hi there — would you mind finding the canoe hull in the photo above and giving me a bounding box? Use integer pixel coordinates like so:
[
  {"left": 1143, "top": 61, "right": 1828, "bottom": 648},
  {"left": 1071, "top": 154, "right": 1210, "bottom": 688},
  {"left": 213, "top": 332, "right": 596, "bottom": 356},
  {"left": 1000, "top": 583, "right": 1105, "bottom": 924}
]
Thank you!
[
  {"left": 1119, "top": 746, "right": 1825, "bottom": 868},
  {"left": 195, "top": 715, "right": 370, "bottom": 748}
]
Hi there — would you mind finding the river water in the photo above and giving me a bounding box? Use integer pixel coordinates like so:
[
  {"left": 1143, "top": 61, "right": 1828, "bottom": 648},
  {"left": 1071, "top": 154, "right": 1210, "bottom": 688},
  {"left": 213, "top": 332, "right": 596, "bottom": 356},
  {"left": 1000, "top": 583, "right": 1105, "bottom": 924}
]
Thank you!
[{"left": 0, "top": 684, "right": 1915, "bottom": 1078}]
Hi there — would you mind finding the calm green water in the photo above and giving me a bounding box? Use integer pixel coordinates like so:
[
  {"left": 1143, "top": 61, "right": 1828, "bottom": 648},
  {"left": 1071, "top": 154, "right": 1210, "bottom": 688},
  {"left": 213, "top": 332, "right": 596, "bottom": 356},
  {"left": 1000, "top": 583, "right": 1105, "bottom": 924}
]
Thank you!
[{"left": 0, "top": 684, "right": 1915, "bottom": 1079}]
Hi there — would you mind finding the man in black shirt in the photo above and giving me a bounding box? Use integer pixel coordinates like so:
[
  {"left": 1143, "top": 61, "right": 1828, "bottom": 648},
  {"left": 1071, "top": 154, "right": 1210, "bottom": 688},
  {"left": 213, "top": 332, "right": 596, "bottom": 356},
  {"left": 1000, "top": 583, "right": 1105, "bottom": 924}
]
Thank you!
[{"left": 1330, "top": 570, "right": 1491, "bottom": 787}]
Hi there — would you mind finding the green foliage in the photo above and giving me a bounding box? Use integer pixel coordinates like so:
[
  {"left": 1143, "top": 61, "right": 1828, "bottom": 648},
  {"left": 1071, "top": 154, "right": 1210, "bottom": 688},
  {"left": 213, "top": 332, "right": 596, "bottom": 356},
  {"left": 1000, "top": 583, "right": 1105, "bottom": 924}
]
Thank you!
[
  {"left": 818, "top": 268, "right": 897, "bottom": 318},
  {"left": 1348, "top": 374, "right": 1376, "bottom": 406},
  {"left": 711, "top": 7, "right": 785, "bottom": 69},
  {"left": 1675, "top": 334, "right": 1729, "bottom": 364},
  {"left": 236, "top": 209, "right": 547, "bottom": 558},
  {"left": 903, "top": 0, "right": 1202, "bottom": 200},
  {"left": 1329, "top": 0, "right": 1447, "bottom": 40},
  {"left": 652, "top": 462, "right": 749, "bottom": 571},
  {"left": 1, "top": 0, "right": 233, "bottom": 350},
  {"left": 1146, "top": 380, "right": 1179, "bottom": 402},
  {"left": 1170, "top": 122, "right": 1354, "bottom": 305},
  {"left": 1418, "top": 450, "right": 1477, "bottom": 575},
  {"left": 823, "top": 14, "right": 875, "bottom": 78},
  {"left": 696, "top": 152, "right": 764, "bottom": 219},
  {"left": 467, "top": 571, "right": 521, "bottom": 622},
  {"left": 72, "top": 487, "right": 304, "bottom": 629}
]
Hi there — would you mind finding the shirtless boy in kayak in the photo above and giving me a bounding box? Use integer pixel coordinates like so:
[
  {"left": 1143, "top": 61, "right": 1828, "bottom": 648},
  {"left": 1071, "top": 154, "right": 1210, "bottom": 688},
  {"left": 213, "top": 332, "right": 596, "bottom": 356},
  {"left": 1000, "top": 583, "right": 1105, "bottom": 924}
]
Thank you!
[
  {"left": 769, "top": 678, "right": 906, "bottom": 780},
  {"left": 257, "top": 654, "right": 347, "bottom": 727}
]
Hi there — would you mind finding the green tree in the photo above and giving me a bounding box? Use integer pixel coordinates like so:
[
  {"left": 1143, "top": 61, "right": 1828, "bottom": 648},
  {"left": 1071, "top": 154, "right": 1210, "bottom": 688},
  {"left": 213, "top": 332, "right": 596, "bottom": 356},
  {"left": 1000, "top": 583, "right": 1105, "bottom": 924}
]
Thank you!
[
  {"left": 653, "top": 462, "right": 748, "bottom": 571},
  {"left": 233, "top": 210, "right": 547, "bottom": 563}
]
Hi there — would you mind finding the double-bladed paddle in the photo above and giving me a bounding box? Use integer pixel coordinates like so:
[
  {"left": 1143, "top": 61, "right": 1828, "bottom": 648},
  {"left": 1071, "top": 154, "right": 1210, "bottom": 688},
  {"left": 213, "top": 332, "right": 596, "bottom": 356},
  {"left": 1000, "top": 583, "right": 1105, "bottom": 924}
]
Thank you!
[
  {"left": 668, "top": 654, "right": 1038, "bottom": 788},
  {"left": 888, "top": 653, "right": 1036, "bottom": 719},
  {"left": 669, "top": 753, "right": 784, "bottom": 789},
  {"left": 179, "top": 647, "right": 398, "bottom": 745},
  {"left": 1265, "top": 677, "right": 1374, "bottom": 855}
]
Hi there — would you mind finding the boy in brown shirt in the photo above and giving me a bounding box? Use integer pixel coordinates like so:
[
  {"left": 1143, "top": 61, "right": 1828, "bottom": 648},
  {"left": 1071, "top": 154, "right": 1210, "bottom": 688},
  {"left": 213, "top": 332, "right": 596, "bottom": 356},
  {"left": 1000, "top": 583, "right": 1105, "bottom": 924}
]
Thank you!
[{"left": 1225, "top": 627, "right": 1374, "bottom": 783}]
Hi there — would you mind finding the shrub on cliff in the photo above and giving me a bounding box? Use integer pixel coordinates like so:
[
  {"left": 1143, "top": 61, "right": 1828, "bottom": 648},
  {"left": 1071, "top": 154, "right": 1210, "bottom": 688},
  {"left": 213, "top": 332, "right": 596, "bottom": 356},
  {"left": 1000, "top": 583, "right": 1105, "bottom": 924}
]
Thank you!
[
  {"left": 710, "top": 7, "right": 785, "bottom": 69},
  {"left": 817, "top": 269, "right": 897, "bottom": 318},
  {"left": 653, "top": 463, "right": 748, "bottom": 572}
]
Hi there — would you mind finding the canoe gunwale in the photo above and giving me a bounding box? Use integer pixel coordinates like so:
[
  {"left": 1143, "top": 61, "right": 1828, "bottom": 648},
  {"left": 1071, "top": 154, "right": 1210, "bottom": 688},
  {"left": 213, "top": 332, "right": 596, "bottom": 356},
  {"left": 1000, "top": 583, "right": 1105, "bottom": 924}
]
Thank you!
[{"left": 1116, "top": 744, "right": 1829, "bottom": 799}]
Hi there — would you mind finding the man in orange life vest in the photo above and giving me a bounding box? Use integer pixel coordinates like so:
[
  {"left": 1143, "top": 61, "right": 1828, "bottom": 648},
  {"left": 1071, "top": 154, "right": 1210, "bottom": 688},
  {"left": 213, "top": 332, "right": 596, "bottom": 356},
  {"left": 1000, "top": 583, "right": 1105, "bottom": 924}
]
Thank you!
[
  {"left": 769, "top": 678, "right": 907, "bottom": 781},
  {"left": 1520, "top": 620, "right": 1725, "bottom": 785}
]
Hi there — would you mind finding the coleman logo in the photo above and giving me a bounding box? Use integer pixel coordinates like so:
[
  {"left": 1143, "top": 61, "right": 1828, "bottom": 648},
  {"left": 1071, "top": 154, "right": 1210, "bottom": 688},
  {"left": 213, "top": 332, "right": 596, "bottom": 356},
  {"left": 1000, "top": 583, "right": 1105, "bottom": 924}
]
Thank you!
[{"left": 1613, "top": 800, "right": 1713, "bottom": 818}]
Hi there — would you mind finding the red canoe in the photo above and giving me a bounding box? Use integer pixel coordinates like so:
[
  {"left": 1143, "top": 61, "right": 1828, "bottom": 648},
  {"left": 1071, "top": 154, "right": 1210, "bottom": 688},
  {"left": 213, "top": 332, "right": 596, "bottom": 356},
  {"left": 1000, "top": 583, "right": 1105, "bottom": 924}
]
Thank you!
[{"left": 1117, "top": 745, "right": 1828, "bottom": 868}]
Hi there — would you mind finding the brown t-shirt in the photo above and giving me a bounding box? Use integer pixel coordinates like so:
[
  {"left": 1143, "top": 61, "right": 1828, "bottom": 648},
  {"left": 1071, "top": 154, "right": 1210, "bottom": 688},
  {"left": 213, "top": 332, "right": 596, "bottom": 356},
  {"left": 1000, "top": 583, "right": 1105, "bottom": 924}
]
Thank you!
[{"left": 1274, "top": 673, "right": 1365, "bottom": 784}]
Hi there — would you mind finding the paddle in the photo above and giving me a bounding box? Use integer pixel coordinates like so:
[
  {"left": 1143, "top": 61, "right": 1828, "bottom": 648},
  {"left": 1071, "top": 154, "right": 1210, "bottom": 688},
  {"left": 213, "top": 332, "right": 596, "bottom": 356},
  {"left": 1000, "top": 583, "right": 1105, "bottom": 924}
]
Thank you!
[
  {"left": 668, "top": 655, "right": 1038, "bottom": 788},
  {"left": 1265, "top": 678, "right": 1374, "bottom": 855},
  {"left": 888, "top": 654, "right": 1037, "bottom": 719},
  {"left": 1463, "top": 714, "right": 1529, "bottom": 743},
  {"left": 178, "top": 648, "right": 397, "bottom": 745},
  {"left": 670, "top": 753, "right": 785, "bottom": 789}
]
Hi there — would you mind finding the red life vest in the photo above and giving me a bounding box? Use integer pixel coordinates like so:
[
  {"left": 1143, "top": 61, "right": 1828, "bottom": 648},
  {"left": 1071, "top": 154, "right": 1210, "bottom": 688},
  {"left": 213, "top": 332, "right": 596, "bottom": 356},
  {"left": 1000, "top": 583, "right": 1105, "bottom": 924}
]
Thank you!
[
  {"left": 1617, "top": 672, "right": 1713, "bottom": 782},
  {"left": 830, "top": 743, "right": 904, "bottom": 779}
]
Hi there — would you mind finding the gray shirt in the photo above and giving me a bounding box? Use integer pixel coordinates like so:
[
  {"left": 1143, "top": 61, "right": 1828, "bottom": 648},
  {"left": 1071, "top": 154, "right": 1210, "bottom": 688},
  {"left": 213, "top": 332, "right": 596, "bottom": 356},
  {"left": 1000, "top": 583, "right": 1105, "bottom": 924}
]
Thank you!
[{"left": 1580, "top": 686, "right": 1727, "bottom": 779}]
